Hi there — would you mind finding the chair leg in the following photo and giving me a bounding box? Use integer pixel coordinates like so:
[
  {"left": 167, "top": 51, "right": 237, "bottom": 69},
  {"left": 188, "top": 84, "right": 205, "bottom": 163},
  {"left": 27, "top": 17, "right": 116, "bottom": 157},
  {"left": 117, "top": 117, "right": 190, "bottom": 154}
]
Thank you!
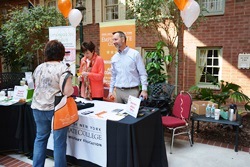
[
  {"left": 170, "top": 129, "right": 176, "bottom": 154},
  {"left": 187, "top": 128, "right": 193, "bottom": 147}
]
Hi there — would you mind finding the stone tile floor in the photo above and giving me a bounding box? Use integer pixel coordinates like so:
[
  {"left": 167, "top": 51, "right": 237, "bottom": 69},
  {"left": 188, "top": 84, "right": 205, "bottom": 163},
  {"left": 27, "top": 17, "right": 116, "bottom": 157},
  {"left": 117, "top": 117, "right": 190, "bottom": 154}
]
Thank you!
[{"left": 1, "top": 133, "right": 249, "bottom": 167}]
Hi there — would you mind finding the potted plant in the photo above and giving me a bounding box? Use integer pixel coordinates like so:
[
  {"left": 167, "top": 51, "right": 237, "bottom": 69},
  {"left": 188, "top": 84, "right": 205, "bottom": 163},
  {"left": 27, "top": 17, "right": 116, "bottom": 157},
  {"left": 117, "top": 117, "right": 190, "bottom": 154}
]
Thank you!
[
  {"left": 189, "top": 77, "right": 250, "bottom": 111},
  {"left": 145, "top": 41, "right": 174, "bottom": 115},
  {"left": 145, "top": 41, "right": 172, "bottom": 85}
]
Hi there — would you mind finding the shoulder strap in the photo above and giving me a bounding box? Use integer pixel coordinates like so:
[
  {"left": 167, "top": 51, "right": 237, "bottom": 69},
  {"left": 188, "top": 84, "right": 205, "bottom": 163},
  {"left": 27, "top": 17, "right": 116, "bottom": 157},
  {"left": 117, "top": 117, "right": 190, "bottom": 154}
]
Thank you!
[{"left": 61, "top": 71, "right": 73, "bottom": 94}]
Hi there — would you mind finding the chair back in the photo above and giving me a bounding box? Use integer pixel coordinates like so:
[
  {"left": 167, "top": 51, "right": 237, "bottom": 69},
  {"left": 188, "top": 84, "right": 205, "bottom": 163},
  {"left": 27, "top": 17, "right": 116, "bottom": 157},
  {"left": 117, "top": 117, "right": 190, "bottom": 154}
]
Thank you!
[
  {"left": 172, "top": 91, "right": 192, "bottom": 120},
  {"left": 148, "top": 82, "right": 175, "bottom": 99},
  {"left": 72, "top": 85, "right": 79, "bottom": 97},
  {"left": 0, "top": 72, "right": 25, "bottom": 90}
]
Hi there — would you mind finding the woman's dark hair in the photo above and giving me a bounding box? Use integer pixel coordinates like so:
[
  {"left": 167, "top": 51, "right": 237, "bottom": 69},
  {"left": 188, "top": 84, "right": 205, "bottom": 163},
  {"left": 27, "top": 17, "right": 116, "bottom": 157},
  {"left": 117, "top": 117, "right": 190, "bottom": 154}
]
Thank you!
[
  {"left": 81, "top": 41, "right": 95, "bottom": 53},
  {"left": 44, "top": 40, "right": 65, "bottom": 61}
]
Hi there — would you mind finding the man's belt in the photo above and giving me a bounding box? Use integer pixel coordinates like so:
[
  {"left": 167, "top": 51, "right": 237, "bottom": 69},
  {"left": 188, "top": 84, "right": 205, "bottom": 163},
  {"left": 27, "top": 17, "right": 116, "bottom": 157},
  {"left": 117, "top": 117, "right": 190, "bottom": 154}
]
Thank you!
[{"left": 116, "top": 86, "right": 139, "bottom": 90}]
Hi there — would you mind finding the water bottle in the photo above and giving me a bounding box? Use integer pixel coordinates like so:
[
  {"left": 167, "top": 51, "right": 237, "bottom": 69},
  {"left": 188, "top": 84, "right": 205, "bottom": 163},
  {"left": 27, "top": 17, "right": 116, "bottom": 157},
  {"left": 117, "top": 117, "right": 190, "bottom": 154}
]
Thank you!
[
  {"left": 229, "top": 104, "right": 237, "bottom": 121},
  {"left": 205, "top": 104, "right": 211, "bottom": 117},
  {"left": 210, "top": 104, "right": 215, "bottom": 118}
]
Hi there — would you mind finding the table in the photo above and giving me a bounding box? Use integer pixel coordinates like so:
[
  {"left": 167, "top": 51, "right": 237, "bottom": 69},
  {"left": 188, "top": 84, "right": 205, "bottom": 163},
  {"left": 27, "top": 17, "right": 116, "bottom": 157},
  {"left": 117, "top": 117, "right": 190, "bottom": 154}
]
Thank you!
[
  {"left": 1, "top": 101, "right": 168, "bottom": 166},
  {"left": 107, "top": 107, "right": 168, "bottom": 167},
  {"left": 49, "top": 104, "right": 168, "bottom": 167},
  {"left": 0, "top": 103, "right": 24, "bottom": 151},
  {"left": 0, "top": 102, "right": 36, "bottom": 154},
  {"left": 191, "top": 114, "right": 242, "bottom": 152}
]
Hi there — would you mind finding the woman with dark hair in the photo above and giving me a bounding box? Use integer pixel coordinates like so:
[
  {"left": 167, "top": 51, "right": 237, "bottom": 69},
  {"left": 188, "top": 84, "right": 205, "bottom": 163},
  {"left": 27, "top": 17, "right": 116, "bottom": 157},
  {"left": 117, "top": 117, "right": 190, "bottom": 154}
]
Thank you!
[
  {"left": 78, "top": 41, "right": 104, "bottom": 100},
  {"left": 31, "top": 40, "right": 74, "bottom": 167}
]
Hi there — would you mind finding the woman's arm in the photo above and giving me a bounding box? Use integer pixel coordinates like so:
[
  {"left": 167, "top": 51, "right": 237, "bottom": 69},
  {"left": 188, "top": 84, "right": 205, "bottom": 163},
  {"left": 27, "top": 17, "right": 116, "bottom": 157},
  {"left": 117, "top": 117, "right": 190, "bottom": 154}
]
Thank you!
[{"left": 63, "top": 76, "right": 74, "bottom": 97}]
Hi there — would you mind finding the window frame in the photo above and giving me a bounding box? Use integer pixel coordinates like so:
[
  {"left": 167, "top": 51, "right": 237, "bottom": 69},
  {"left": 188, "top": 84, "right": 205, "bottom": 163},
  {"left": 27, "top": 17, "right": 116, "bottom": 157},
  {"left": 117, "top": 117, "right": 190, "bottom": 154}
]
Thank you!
[
  {"left": 199, "top": 0, "right": 225, "bottom": 16},
  {"left": 95, "top": 0, "right": 125, "bottom": 23},
  {"left": 46, "top": 0, "right": 57, "bottom": 7},
  {"left": 104, "top": 0, "right": 119, "bottom": 21},
  {"left": 74, "top": 0, "right": 87, "bottom": 23},
  {"left": 196, "top": 47, "right": 222, "bottom": 89}
]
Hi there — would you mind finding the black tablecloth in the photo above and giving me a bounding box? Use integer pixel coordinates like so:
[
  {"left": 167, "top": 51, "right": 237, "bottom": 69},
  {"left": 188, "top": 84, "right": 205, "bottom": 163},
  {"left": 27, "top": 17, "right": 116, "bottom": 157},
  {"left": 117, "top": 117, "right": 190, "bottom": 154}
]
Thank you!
[
  {"left": 0, "top": 103, "right": 24, "bottom": 151},
  {"left": 1, "top": 103, "right": 168, "bottom": 167},
  {"left": 19, "top": 102, "right": 36, "bottom": 154},
  {"left": 0, "top": 102, "right": 36, "bottom": 154},
  {"left": 63, "top": 108, "right": 168, "bottom": 167},
  {"left": 108, "top": 109, "right": 168, "bottom": 167}
]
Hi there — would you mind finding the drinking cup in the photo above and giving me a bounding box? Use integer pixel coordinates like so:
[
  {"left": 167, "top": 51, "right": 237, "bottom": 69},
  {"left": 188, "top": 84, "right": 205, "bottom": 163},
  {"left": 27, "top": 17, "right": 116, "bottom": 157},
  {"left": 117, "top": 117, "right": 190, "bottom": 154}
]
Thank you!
[{"left": 214, "top": 109, "right": 220, "bottom": 120}]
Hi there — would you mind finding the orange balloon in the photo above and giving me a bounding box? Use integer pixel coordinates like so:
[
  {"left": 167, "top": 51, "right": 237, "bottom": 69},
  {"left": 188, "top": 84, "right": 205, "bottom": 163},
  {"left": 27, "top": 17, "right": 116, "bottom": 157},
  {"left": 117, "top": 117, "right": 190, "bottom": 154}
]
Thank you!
[
  {"left": 174, "top": 0, "right": 188, "bottom": 11},
  {"left": 58, "top": 0, "right": 72, "bottom": 18}
]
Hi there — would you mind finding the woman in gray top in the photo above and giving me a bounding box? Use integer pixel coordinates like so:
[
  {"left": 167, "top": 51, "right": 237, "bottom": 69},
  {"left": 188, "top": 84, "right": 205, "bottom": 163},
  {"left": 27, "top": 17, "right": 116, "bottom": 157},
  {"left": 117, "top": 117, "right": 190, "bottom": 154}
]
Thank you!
[{"left": 31, "top": 40, "right": 74, "bottom": 167}]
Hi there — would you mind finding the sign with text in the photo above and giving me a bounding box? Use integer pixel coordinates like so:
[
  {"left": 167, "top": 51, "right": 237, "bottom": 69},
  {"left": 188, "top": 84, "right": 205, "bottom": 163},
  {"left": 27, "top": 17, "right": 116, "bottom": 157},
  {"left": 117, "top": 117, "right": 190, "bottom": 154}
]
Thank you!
[
  {"left": 49, "top": 26, "right": 76, "bottom": 74},
  {"left": 99, "top": 19, "right": 136, "bottom": 85},
  {"left": 47, "top": 115, "right": 107, "bottom": 167},
  {"left": 125, "top": 95, "right": 141, "bottom": 118},
  {"left": 13, "top": 86, "right": 28, "bottom": 100}
]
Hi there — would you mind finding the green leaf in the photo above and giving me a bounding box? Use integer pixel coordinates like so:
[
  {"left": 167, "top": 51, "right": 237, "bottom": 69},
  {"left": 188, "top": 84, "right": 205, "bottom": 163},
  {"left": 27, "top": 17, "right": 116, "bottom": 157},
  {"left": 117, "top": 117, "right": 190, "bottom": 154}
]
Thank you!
[{"left": 1, "top": 6, "right": 66, "bottom": 71}]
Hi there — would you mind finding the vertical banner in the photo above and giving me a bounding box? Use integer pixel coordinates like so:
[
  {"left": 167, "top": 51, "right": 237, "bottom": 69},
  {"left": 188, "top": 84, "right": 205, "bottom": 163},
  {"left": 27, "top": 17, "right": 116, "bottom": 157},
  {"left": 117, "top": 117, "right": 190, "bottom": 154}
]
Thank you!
[
  {"left": 49, "top": 26, "right": 76, "bottom": 74},
  {"left": 99, "top": 20, "right": 136, "bottom": 85}
]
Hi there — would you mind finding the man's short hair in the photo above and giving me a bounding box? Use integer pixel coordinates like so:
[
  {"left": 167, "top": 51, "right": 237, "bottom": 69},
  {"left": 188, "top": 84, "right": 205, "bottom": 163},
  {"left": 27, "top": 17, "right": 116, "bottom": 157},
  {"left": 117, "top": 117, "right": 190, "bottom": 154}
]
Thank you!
[{"left": 112, "top": 31, "right": 127, "bottom": 42}]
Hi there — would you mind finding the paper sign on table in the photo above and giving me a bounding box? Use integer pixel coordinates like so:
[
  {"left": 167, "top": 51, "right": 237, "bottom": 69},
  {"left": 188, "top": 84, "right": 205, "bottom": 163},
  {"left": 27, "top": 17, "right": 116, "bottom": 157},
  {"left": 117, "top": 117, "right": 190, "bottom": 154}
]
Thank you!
[
  {"left": 13, "top": 86, "right": 28, "bottom": 100},
  {"left": 125, "top": 95, "right": 141, "bottom": 118}
]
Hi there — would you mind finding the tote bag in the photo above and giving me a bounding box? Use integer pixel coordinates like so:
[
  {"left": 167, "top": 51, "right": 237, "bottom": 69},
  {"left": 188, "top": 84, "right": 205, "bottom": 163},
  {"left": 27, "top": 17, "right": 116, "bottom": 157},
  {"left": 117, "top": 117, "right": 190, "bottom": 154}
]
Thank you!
[{"left": 53, "top": 71, "right": 79, "bottom": 130}]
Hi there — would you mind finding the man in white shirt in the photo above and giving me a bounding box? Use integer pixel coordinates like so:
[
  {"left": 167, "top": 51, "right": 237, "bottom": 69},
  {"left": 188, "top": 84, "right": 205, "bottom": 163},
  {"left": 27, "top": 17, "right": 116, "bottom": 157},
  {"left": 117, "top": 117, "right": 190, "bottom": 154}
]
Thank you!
[{"left": 108, "top": 31, "right": 148, "bottom": 103}]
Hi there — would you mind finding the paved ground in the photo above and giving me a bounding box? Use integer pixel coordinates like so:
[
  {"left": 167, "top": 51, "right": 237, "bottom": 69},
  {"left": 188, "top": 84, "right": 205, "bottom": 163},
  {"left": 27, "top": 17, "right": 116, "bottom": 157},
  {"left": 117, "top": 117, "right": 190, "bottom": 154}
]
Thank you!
[
  {"left": 165, "top": 138, "right": 250, "bottom": 167},
  {"left": 4, "top": 136, "right": 250, "bottom": 167}
]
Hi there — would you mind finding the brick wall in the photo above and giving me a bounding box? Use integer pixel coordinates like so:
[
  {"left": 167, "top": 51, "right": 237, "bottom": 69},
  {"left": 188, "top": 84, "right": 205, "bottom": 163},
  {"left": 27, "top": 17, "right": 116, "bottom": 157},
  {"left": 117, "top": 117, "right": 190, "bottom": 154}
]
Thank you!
[
  {"left": 181, "top": 0, "right": 250, "bottom": 96},
  {"left": 2, "top": 0, "right": 249, "bottom": 98},
  {"left": 82, "top": 24, "right": 100, "bottom": 53},
  {"left": 136, "top": 27, "right": 159, "bottom": 47}
]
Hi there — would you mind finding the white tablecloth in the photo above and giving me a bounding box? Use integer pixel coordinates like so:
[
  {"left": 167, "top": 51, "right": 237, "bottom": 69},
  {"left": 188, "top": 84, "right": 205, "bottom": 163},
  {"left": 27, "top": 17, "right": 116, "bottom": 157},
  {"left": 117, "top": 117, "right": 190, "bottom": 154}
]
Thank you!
[{"left": 47, "top": 99, "right": 126, "bottom": 167}]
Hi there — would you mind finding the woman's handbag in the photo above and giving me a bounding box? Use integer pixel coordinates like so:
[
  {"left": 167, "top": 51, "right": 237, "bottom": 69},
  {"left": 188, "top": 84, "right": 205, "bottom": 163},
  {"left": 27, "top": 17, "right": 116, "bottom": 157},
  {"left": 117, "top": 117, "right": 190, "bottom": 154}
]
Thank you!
[{"left": 53, "top": 71, "right": 79, "bottom": 130}]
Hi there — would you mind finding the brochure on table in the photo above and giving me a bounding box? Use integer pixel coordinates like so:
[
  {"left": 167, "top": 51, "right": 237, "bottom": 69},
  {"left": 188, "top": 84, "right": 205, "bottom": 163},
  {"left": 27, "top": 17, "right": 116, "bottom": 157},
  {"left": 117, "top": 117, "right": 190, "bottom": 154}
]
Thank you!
[
  {"left": 125, "top": 95, "right": 141, "bottom": 118},
  {"left": 75, "top": 97, "right": 127, "bottom": 121}
]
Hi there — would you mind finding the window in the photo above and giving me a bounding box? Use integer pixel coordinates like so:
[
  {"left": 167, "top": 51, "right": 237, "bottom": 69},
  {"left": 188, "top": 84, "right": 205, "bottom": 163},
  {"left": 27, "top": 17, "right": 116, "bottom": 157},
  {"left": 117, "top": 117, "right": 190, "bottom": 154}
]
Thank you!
[
  {"left": 78, "top": 0, "right": 92, "bottom": 25},
  {"left": 76, "top": 0, "right": 87, "bottom": 23},
  {"left": 105, "top": 0, "right": 119, "bottom": 20},
  {"left": 200, "top": 0, "right": 225, "bottom": 16},
  {"left": 44, "top": 0, "right": 92, "bottom": 25},
  {"left": 46, "top": 0, "right": 56, "bottom": 7},
  {"left": 44, "top": 0, "right": 92, "bottom": 24},
  {"left": 196, "top": 47, "right": 222, "bottom": 88},
  {"left": 95, "top": 0, "right": 126, "bottom": 23}
]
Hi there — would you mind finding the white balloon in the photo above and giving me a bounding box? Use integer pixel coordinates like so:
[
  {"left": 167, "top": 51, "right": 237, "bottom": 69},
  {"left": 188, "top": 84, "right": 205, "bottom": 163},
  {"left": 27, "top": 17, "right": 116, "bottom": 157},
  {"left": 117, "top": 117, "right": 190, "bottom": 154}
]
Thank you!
[
  {"left": 181, "top": 0, "right": 200, "bottom": 28},
  {"left": 68, "top": 9, "right": 82, "bottom": 27}
]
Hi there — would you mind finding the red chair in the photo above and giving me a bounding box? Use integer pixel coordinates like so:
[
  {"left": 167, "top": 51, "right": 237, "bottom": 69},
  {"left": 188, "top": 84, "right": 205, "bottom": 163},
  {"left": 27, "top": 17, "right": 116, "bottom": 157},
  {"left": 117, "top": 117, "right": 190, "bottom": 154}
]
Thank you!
[{"left": 162, "top": 91, "right": 193, "bottom": 153}]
